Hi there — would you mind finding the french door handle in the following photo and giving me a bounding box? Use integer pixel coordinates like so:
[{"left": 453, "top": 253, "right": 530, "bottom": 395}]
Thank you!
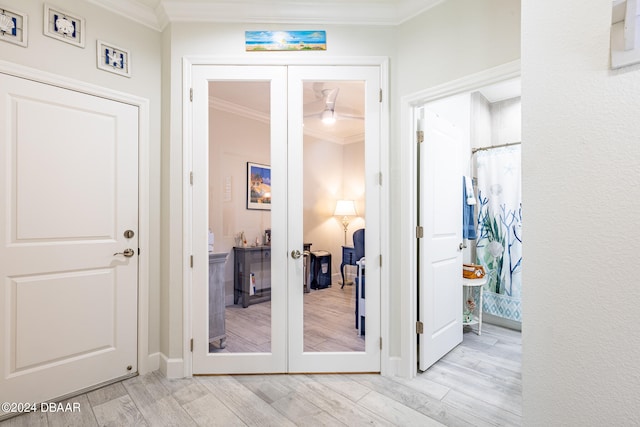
[
  {"left": 291, "top": 250, "right": 302, "bottom": 259},
  {"left": 114, "top": 248, "right": 135, "bottom": 257}
]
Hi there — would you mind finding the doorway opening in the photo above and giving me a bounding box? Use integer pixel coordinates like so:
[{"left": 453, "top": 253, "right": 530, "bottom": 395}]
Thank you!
[
  {"left": 423, "top": 77, "right": 522, "bottom": 334},
  {"left": 398, "top": 60, "right": 521, "bottom": 378}
]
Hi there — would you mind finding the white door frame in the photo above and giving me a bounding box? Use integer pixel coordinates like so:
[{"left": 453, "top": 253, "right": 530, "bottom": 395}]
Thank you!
[
  {"left": 397, "top": 60, "right": 520, "bottom": 378},
  {"left": 182, "top": 56, "right": 390, "bottom": 377},
  {"left": 0, "top": 60, "right": 152, "bottom": 374}
]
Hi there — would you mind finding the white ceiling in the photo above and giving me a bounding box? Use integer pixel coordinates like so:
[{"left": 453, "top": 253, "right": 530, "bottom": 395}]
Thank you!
[{"left": 88, "top": 0, "right": 447, "bottom": 31}]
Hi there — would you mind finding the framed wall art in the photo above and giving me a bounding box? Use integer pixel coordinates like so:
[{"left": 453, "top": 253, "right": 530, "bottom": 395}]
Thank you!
[
  {"left": 245, "top": 30, "right": 326, "bottom": 51},
  {"left": 96, "top": 40, "right": 131, "bottom": 77},
  {"left": 246, "top": 162, "right": 271, "bottom": 210},
  {"left": 44, "top": 4, "right": 85, "bottom": 47},
  {"left": 0, "top": 5, "right": 28, "bottom": 47}
]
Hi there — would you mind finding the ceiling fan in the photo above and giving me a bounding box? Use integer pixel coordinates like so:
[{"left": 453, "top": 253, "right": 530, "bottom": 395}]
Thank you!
[{"left": 304, "top": 85, "right": 363, "bottom": 125}]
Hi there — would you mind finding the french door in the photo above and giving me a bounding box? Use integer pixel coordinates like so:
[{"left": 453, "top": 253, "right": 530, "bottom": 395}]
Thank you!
[{"left": 190, "top": 64, "right": 381, "bottom": 374}]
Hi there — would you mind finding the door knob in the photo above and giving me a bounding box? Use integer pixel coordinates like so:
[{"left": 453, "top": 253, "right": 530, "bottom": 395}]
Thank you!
[
  {"left": 114, "top": 248, "right": 135, "bottom": 257},
  {"left": 291, "top": 250, "right": 302, "bottom": 259},
  {"left": 459, "top": 242, "right": 467, "bottom": 251}
]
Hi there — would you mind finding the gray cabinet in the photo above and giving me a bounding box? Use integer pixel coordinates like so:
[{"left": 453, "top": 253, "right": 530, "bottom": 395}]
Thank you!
[{"left": 209, "top": 252, "right": 227, "bottom": 348}]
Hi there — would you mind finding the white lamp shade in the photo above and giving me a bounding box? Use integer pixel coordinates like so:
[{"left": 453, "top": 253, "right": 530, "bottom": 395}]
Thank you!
[{"left": 334, "top": 200, "right": 357, "bottom": 217}]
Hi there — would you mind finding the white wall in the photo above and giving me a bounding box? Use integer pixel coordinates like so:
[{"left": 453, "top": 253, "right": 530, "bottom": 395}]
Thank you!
[
  {"left": 342, "top": 140, "right": 366, "bottom": 249},
  {"left": 0, "top": 0, "right": 162, "bottom": 364},
  {"left": 303, "top": 136, "right": 346, "bottom": 276},
  {"left": 522, "top": 1, "right": 640, "bottom": 425},
  {"left": 471, "top": 92, "right": 493, "bottom": 150},
  {"left": 491, "top": 97, "right": 521, "bottom": 146}
]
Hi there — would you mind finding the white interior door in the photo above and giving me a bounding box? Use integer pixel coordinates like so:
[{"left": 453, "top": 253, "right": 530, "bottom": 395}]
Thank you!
[
  {"left": 418, "top": 108, "right": 463, "bottom": 371},
  {"left": 0, "top": 73, "right": 139, "bottom": 406}
]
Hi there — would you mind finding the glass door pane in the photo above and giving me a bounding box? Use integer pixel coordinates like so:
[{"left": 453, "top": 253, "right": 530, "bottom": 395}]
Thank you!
[
  {"left": 301, "top": 80, "right": 366, "bottom": 352},
  {"left": 208, "top": 81, "right": 272, "bottom": 354}
]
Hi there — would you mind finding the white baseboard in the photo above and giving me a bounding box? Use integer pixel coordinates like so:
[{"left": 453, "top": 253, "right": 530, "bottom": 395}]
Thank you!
[
  {"left": 484, "top": 313, "right": 522, "bottom": 331},
  {"left": 159, "top": 353, "right": 184, "bottom": 378}
]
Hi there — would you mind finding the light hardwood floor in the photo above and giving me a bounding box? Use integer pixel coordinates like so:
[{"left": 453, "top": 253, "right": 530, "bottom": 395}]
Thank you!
[
  {"left": 212, "top": 283, "right": 365, "bottom": 353},
  {"left": 0, "top": 323, "right": 521, "bottom": 427}
]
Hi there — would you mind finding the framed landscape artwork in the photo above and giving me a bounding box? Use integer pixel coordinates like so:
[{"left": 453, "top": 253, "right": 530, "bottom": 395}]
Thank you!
[{"left": 247, "top": 162, "right": 271, "bottom": 210}]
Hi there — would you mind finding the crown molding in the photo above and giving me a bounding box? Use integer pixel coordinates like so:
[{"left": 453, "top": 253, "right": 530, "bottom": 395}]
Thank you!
[
  {"left": 302, "top": 127, "right": 364, "bottom": 145},
  {"left": 88, "top": 0, "right": 445, "bottom": 32},
  {"left": 210, "top": 96, "right": 270, "bottom": 124},
  {"left": 210, "top": 96, "right": 363, "bottom": 145},
  {"left": 87, "top": 0, "right": 163, "bottom": 31}
]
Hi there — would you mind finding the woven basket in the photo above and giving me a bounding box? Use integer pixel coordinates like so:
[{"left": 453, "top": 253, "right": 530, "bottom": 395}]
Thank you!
[{"left": 463, "top": 263, "right": 485, "bottom": 279}]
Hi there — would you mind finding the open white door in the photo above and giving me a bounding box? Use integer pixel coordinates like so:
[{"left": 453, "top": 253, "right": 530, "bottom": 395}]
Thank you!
[
  {"left": 418, "top": 108, "right": 463, "bottom": 371},
  {"left": 0, "top": 73, "right": 139, "bottom": 406}
]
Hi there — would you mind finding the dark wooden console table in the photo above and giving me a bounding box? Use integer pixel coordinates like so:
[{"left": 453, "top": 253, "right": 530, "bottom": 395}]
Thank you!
[
  {"left": 233, "top": 246, "right": 272, "bottom": 308},
  {"left": 233, "top": 243, "right": 313, "bottom": 308}
]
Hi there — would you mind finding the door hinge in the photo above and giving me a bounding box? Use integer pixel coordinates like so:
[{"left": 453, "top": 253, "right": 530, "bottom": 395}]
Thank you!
[
  {"left": 416, "top": 226, "right": 424, "bottom": 238},
  {"left": 190, "top": 338, "right": 193, "bottom": 352},
  {"left": 379, "top": 88, "right": 383, "bottom": 103},
  {"left": 190, "top": 255, "right": 193, "bottom": 268},
  {"left": 379, "top": 337, "right": 382, "bottom": 350},
  {"left": 417, "top": 130, "right": 424, "bottom": 144},
  {"left": 190, "top": 171, "right": 193, "bottom": 185},
  {"left": 379, "top": 254, "right": 382, "bottom": 267},
  {"left": 416, "top": 321, "right": 424, "bottom": 334},
  {"left": 378, "top": 172, "right": 383, "bottom": 186},
  {"left": 190, "top": 88, "right": 193, "bottom": 102}
]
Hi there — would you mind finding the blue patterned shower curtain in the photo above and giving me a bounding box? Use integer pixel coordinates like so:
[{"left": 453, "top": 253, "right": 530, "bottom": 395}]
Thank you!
[{"left": 475, "top": 145, "right": 522, "bottom": 322}]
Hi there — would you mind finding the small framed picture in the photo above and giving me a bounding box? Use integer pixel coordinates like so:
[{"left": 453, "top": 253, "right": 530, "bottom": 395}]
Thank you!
[
  {"left": 96, "top": 40, "right": 131, "bottom": 77},
  {"left": 247, "top": 162, "right": 271, "bottom": 210},
  {"left": 43, "top": 4, "right": 85, "bottom": 47},
  {"left": 0, "top": 5, "right": 28, "bottom": 47}
]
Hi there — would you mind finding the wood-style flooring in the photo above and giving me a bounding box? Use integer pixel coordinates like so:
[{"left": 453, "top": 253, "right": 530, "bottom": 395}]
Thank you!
[
  {"left": 0, "top": 323, "right": 521, "bottom": 426},
  {"left": 212, "top": 283, "right": 365, "bottom": 353}
]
